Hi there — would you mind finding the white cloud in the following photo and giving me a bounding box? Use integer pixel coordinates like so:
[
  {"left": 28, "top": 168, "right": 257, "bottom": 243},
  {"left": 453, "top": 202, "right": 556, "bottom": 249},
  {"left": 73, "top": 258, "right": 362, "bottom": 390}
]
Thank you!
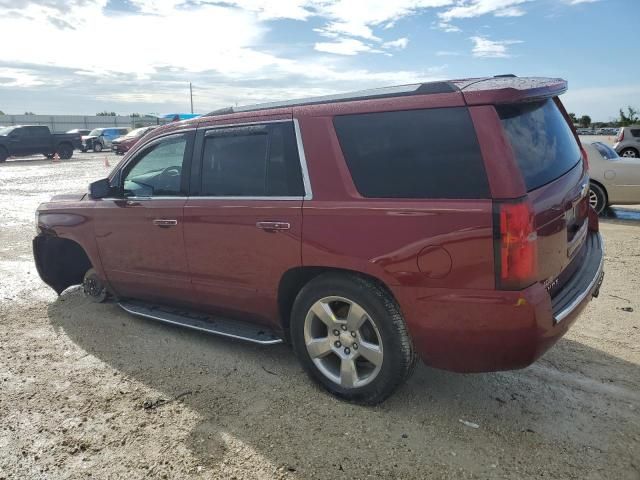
[
  {"left": 439, "top": 0, "right": 529, "bottom": 22},
  {"left": 470, "top": 36, "right": 522, "bottom": 58},
  {"left": 565, "top": 0, "right": 599, "bottom": 4},
  {"left": 0, "top": 68, "right": 45, "bottom": 88},
  {"left": 383, "top": 37, "right": 410, "bottom": 49},
  {"left": 314, "top": 38, "right": 376, "bottom": 55},
  {"left": 437, "top": 21, "right": 462, "bottom": 32}
]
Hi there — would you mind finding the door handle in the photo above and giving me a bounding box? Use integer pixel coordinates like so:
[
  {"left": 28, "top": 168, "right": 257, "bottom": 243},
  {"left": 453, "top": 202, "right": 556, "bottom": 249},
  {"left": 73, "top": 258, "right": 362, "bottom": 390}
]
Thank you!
[
  {"left": 256, "top": 221, "right": 290, "bottom": 231},
  {"left": 153, "top": 219, "right": 178, "bottom": 228}
]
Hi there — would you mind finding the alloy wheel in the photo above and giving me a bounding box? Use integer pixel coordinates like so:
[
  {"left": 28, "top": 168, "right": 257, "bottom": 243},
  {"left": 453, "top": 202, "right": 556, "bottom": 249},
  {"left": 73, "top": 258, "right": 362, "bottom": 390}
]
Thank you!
[{"left": 303, "top": 296, "right": 383, "bottom": 389}]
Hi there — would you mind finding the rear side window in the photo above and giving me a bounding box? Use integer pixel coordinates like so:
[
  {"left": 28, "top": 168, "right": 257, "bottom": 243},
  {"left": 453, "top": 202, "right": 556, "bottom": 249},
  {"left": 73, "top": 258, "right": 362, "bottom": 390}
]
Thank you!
[
  {"left": 497, "top": 99, "right": 582, "bottom": 191},
  {"left": 333, "top": 108, "right": 489, "bottom": 198},
  {"left": 630, "top": 129, "right": 640, "bottom": 138},
  {"left": 199, "top": 122, "right": 304, "bottom": 197}
]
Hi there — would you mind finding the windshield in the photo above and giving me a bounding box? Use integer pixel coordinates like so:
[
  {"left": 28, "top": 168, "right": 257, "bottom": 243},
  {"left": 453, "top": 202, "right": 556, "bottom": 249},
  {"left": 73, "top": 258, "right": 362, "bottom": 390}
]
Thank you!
[
  {"left": 0, "top": 126, "right": 15, "bottom": 136},
  {"left": 125, "top": 127, "right": 147, "bottom": 138},
  {"left": 593, "top": 142, "right": 619, "bottom": 160},
  {"left": 88, "top": 129, "right": 103, "bottom": 136}
]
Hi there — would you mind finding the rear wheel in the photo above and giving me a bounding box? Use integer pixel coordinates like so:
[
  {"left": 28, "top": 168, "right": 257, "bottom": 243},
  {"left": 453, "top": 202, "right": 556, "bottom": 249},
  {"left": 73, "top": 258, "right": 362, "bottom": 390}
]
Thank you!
[
  {"left": 44, "top": 153, "right": 54, "bottom": 159},
  {"left": 290, "top": 273, "right": 416, "bottom": 404},
  {"left": 619, "top": 148, "right": 639, "bottom": 158},
  {"left": 589, "top": 182, "right": 607, "bottom": 214},
  {"left": 56, "top": 143, "right": 73, "bottom": 160},
  {"left": 93, "top": 142, "right": 103, "bottom": 153},
  {"left": 0, "top": 147, "right": 7, "bottom": 163}
]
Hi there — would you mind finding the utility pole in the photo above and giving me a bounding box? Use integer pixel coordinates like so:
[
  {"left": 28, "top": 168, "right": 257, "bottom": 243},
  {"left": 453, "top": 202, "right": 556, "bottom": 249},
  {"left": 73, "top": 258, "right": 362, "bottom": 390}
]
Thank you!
[{"left": 189, "top": 82, "right": 194, "bottom": 114}]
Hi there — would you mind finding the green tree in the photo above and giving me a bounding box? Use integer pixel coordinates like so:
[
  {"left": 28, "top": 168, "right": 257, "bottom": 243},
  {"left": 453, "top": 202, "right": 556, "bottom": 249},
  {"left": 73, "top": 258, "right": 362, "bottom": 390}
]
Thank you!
[
  {"left": 579, "top": 115, "right": 591, "bottom": 127},
  {"left": 96, "top": 111, "right": 117, "bottom": 116},
  {"left": 130, "top": 113, "right": 141, "bottom": 118},
  {"left": 24, "top": 111, "right": 35, "bottom": 115},
  {"left": 0, "top": 110, "right": 5, "bottom": 115},
  {"left": 619, "top": 106, "right": 639, "bottom": 126},
  {"left": 568, "top": 112, "right": 577, "bottom": 124}
]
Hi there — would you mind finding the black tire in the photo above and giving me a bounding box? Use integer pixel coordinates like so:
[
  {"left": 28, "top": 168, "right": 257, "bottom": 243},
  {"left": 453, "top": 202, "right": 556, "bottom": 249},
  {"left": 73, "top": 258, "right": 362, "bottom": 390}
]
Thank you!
[
  {"left": 44, "top": 153, "right": 54, "bottom": 159},
  {"left": 0, "top": 147, "right": 7, "bottom": 163},
  {"left": 93, "top": 142, "right": 103, "bottom": 153},
  {"left": 589, "top": 182, "right": 608, "bottom": 215},
  {"left": 80, "top": 148, "right": 87, "bottom": 153},
  {"left": 290, "top": 273, "right": 417, "bottom": 405},
  {"left": 56, "top": 143, "right": 73, "bottom": 160},
  {"left": 619, "top": 147, "right": 639, "bottom": 158},
  {"left": 82, "top": 268, "right": 109, "bottom": 303}
]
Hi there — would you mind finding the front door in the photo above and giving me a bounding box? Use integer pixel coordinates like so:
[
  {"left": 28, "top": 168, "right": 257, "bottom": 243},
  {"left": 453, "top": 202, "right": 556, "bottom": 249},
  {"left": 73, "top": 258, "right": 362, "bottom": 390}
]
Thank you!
[
  {"left": 94, "top": 131, "right": 195, "bottom": 305},
  {"left": 183, "top": 120, "right": 308, "bottom": 327}
]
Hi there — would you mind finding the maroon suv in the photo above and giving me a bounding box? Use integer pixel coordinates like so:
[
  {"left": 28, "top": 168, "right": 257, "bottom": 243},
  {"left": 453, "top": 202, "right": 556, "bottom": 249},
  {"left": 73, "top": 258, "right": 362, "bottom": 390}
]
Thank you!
[{"left": 34, "top": 76, "right": 604, "bottom": 404}]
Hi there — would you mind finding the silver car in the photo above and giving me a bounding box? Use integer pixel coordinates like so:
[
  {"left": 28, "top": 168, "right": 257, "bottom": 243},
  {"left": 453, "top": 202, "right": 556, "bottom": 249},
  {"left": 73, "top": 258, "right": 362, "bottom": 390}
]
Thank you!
[
  {"left": 586, "top": 141, "right": 640, "bottom": 213},
  {"left": 613, "top": 126, "right": 640, "bottom": 158}
]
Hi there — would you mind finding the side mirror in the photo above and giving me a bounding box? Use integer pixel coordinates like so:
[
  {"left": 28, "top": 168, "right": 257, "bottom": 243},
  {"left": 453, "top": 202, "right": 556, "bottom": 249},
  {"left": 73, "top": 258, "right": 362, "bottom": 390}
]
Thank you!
[{"left": 88, "top": 178, "right": 112, "bottom": 199}]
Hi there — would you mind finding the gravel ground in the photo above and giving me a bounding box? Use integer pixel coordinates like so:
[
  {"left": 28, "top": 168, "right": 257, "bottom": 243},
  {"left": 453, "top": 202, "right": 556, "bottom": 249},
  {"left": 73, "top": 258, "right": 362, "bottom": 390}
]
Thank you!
[{"left": 1, "top": 153, "right": 639, "bottom": 479}]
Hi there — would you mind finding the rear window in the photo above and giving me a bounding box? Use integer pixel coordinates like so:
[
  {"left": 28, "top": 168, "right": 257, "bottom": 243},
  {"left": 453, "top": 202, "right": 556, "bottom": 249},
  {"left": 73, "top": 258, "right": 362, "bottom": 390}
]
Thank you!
[
  {"left": 592, "top": 142, "right": 618, "bottom": 160},
  {"left": 497, "top": 99, "right": 582, "bottom": 191},
  {"left": 333, "top": 108, "right": 489, "bottom": 199}
]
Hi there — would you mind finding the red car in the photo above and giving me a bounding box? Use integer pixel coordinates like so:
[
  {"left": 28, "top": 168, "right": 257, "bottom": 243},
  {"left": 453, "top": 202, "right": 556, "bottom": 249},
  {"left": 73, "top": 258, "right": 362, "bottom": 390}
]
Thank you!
[
  {"left": 111, "top": 126, "right": 157, "bottom": 154},
  {"left": 33, "top": 76, "right": 604, "bottom": 404}
]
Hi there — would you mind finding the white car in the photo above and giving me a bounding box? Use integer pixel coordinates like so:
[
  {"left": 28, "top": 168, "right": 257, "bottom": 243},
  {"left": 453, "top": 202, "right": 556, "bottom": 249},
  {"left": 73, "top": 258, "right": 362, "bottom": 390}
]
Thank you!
[{"left": 586, "top": 141, "right": 640, "bottom": 213}]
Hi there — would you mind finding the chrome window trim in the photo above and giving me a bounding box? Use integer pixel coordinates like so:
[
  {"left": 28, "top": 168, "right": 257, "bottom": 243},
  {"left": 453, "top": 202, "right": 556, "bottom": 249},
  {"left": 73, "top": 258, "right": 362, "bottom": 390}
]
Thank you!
[{"left": 197, "top": 118, "right": 313, "bottom": 201}]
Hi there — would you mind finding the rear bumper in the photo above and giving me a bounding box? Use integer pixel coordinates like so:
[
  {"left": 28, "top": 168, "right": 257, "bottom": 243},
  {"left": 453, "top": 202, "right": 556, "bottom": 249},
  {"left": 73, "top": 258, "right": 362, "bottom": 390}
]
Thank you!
[{"left": 395, "top": 231, "right": 604, "bottom": 373}]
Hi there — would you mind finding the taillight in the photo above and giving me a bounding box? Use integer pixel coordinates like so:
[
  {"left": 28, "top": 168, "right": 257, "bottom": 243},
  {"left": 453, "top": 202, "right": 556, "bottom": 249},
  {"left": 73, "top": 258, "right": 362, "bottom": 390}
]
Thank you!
[
  {"left": 618, "top": 130, "right": 624, "bottom": 142},
  {"left": 580, "top": 145, "right": 589, "bottom": 171},
  {"left": 494, "top": 200, "right": 538, "bottom": 290}
]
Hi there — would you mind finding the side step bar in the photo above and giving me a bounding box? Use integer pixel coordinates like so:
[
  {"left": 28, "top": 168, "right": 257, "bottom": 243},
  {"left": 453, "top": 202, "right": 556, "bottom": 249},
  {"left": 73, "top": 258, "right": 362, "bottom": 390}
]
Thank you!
[{"left": 118, "top": 300, "right": 283, "bottom": 345}]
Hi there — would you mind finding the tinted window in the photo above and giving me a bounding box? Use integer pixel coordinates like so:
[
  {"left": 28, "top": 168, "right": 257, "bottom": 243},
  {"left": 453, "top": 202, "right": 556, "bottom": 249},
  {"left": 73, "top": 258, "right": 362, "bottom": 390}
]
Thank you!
[
  {"left": 592, "top": 142, "right": 618, "bottom": 160},
  {"left": 497, "top": 99, "right": 582, "bottom": 191},
  {"left": 200, "top": 122, "right": 304, "bottom": 197},
  {"left": 123, "top": 135, "right": 187, "bottom": 197},
  {"left": 333, "top": 108, "right": 488, "bottom": 198},
  {"left": 630, "top": 129, "right": 640, "bottom": 138}
]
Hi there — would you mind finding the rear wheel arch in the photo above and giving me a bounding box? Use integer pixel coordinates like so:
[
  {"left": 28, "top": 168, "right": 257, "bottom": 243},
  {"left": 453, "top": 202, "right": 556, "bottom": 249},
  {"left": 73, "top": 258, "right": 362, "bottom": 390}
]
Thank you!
[
  {"left": 277, "top": 266, "right": 399, "bottom": 337},
  {"left": 56, "top": 142, "right": 74, "bottom": 159}
]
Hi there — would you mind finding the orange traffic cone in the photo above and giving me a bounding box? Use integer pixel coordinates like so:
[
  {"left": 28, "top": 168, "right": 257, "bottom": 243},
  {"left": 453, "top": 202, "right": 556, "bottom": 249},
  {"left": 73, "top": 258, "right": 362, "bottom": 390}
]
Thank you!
[
  {"left": 52, "top": 153, "right": 60, "bottom": 163},
  {"left": 104, "top": 156, "right": 110, "bottom": 168}
]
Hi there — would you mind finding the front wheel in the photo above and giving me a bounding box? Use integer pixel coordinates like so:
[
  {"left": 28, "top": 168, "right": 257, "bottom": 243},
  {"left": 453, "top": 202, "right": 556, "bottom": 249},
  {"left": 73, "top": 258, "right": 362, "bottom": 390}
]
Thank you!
[
  {"left": 82, "top": 268, "right": 109, "bottom": 303},
  {"left": 0, "top": 148, "right": 8, "bottom": 163},
  {"left": 93, "top": 142, "right": 103, "bottom": 153},
  {"left": 290, "top": 273, "right": 416, "bottom": 405},
  {"left": 589, "top": 182, "right": 608, "bottom": 215}
]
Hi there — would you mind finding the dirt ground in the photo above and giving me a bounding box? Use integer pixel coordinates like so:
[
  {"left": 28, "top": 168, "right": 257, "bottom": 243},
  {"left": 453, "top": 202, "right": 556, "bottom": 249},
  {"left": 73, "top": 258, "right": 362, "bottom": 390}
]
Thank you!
[{"left": 1, "top": 153, "right": 639, "bottom": 479}]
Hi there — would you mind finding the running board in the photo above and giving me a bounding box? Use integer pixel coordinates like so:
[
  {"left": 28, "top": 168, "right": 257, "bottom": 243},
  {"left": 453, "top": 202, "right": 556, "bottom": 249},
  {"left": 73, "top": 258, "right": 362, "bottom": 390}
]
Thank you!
[{"left": 118, "top": 300, "right": 283, "bottom": 345}]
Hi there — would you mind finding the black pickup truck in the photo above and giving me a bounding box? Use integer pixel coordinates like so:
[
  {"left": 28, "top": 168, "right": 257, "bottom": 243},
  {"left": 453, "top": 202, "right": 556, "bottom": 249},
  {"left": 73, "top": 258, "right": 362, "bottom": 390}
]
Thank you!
[{"left": 0, "top": 125, "right": 81, "bottom": 162}]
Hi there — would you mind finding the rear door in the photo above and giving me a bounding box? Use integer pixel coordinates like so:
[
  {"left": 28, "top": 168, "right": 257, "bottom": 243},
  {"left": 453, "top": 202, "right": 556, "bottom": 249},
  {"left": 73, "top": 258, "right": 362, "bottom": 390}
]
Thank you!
[
  {"left": 183, "top": 119, "right": 308, "bottom": 327},
  {"left": 496, "top": 98, "right": 589, "bottom": 295}
]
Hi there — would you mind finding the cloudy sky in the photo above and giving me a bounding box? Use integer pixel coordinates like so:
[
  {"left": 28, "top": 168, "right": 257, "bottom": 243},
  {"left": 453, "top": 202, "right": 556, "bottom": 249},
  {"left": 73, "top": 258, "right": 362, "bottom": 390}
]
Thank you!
[{"left": 0, "top": 0, "right": 637, "bottom": 120}]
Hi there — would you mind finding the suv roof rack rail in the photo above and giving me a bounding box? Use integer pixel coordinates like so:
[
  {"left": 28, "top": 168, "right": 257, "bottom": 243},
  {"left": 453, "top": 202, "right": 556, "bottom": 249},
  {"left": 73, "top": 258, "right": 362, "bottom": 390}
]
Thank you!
[{"left": 204, "top": 81, "right": 458, "bottom": 117}]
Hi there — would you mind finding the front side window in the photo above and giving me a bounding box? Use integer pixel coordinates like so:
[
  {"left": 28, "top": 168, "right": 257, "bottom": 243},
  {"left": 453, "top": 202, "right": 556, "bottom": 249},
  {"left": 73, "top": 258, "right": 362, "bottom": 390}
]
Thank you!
[
  {"left": 123, "top": 135, "right": 187, "bottom": 197},
  {"left": 199, "top": 122, "right": 304, "bottom": 197},
  {"left": 88, "top": 129, "right": 102, "bottom": 137}
]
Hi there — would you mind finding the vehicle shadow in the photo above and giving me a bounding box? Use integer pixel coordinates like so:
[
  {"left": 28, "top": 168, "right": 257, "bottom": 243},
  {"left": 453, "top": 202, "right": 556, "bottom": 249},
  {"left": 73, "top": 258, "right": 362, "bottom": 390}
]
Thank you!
[
  {"left": 600, "top": 206, "right": 640, "bottom": 225},
  {"left": 47, "top": 291, "right": 640, "bottom": 478}
]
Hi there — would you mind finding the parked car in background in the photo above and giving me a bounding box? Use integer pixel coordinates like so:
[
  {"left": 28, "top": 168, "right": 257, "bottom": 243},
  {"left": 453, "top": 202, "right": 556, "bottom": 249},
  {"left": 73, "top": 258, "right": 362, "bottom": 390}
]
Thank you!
[
  {"left": 66, "top": 128, "right": 91, "bottom": 136},
  {"left": 0, "top": 125, "right": 80, "bottom": 162},
  {"left": 586, "top": 141, "right": 640, "bottom": 213},
  {"left": 33, "top": 76, "right": 604, "bottom": 404},
  {"left": 81, "top": 127, "right": 130, "bottom": 152},
  {"left": 111, "top": 126, "right": 156, "bottom": 155},
  {"left": 613, "top": 126, "right": 640, "bottom": 158}
]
